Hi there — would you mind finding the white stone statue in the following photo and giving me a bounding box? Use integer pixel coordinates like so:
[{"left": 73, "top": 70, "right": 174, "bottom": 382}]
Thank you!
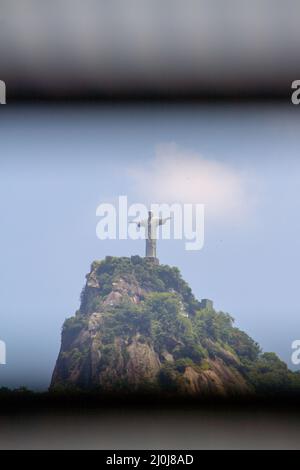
[{"left": 130, "top": 211, "right": 171, "bottom": 259}]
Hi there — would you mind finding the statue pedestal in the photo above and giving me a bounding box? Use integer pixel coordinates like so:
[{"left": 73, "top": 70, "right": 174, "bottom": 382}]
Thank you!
[{"left": 145, "top": 257, "right": 159, "bottom": 265}]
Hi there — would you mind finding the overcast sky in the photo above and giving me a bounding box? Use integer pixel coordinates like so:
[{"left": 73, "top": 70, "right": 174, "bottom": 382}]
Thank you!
[{"left": 0, "top": 103, "right": 300, "bottom": 389}]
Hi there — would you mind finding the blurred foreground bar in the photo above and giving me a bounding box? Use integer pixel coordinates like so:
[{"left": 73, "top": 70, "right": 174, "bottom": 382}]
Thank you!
[{"left": 1, "top": 0, "right": 300, "bottom": 101}]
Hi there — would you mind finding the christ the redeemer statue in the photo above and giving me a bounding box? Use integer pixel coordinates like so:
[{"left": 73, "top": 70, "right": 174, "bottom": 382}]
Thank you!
[{"left": 131, "top": 211, "right": 171, "bottom": 260}]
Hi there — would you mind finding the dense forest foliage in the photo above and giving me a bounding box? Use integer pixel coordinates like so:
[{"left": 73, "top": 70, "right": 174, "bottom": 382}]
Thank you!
[{"left": 69, "top": 256, "right": 300, "bottom": 394}]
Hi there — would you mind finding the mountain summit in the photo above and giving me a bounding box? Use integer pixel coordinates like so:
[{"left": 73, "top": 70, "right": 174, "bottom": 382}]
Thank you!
[{"left": 51, "top": 256, "right": 299, "bottom": 396}]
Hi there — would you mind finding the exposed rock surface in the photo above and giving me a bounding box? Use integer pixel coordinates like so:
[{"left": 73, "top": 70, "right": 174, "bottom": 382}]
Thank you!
[{"left": 51, "top": 256, "right": 298, "bottom": 396}]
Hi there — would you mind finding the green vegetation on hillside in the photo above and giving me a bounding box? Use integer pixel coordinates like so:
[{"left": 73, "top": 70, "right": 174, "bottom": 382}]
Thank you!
[{"left": 60, "top": 256, "right": 300, "bottom": 395}]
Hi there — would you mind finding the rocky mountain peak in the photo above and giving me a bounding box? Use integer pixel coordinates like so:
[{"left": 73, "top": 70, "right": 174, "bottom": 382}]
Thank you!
[{"left": 50, "top": 256, "right": 300, "bottom": 396}]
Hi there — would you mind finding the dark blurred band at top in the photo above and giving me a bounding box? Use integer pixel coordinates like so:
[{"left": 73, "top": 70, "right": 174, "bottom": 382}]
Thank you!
[{"left": 0, "top": 0, "right": 299, "bottom": 102}]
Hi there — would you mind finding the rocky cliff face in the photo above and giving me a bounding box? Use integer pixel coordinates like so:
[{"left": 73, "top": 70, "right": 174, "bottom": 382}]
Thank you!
[{"left": 51, "top": 256, "right": 298, "bottom": 396}]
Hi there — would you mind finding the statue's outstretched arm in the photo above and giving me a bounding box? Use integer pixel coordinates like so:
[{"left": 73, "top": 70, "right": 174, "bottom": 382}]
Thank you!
[{"left": 158, "top": 216, "right": 171, "bottom": 226}]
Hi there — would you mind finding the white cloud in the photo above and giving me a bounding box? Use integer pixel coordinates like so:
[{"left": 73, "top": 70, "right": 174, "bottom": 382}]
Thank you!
[{"left": 129, "top": 143, "right": 256, "bottom": 223}]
